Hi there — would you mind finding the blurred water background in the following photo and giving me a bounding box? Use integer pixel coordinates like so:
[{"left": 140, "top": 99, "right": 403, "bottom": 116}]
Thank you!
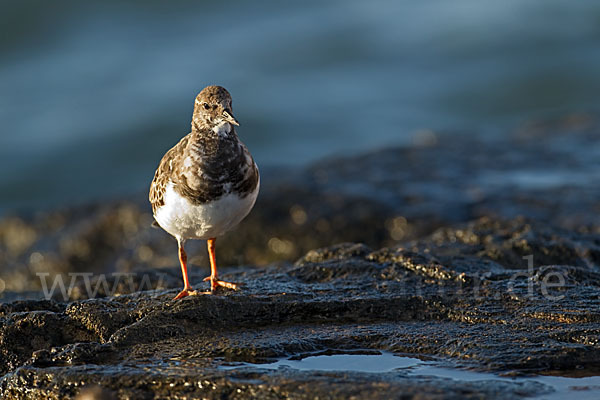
[{"left": 1, "top": 0, "right": 599, "bottom": 214}]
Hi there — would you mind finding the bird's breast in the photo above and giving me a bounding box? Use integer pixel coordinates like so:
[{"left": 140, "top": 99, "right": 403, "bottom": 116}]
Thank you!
[{"left": 154, "top": 180, "right": 259, "bottom": 240}]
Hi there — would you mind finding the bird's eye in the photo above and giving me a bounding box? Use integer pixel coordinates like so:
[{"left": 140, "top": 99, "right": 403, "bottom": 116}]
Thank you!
[{"left": 203, "top": 103, "right": 210, "bottom": 110}]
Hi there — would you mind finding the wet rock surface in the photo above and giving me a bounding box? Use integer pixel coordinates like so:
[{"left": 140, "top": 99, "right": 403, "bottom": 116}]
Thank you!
[
  {"left": 0, "top": 114, "right": 599, "bottom": 398},
  {"left": 0, "top": 218, "right": 598, "bottom": 398},
  {"left": 1, "top": 114, "right": 599, "bottom": 293}
]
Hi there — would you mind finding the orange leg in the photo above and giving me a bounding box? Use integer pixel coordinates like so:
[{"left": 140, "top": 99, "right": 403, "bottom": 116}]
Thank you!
[
  {"left": 202, "top": 238, "right": 238, "bottom": 291},
  {"left": 173, "top": 239, "right": 197, "bottom": 300}
]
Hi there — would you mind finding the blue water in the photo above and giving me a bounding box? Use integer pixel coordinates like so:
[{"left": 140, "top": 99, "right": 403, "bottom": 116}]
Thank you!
[
  {"left": 1, "top": 0, "right": 600, "bottom": 213},
  {"left": 223, "top": 352, "right": 600, "bottom": 399}
]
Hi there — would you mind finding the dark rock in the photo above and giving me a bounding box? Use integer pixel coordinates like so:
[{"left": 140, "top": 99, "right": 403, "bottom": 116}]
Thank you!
[
  {"left": 0, "top": 114, "right": 599, "bottom": 398},
  {"left": 0, "top": 218, "right": 598, "bottom": 398},
  {"left": 1, "top": 114, "right": 599, "bottom": 297}
]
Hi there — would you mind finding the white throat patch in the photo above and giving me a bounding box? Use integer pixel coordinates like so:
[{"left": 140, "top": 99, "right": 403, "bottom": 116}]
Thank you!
[{"left": 212, "top": 121, "right": 232, "bottom": 137}]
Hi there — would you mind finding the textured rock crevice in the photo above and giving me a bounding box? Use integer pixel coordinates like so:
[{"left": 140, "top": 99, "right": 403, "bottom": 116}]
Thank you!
[
  {"left": 1, "top": 217, "right": 598, "bottom": 399},
  {"left": 1, "top": 118, "right": 599, "bottom": 398}
]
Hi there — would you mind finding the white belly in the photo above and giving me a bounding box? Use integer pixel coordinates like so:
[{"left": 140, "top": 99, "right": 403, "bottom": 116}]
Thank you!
[{"left": 155, "top": 180, "right": 259, "bottom": 240}]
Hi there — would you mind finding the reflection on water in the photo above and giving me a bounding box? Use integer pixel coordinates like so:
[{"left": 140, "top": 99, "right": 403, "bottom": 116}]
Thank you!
[
  {"left": 224, "top": 351, "right": 600, "bottom": 400},
  {"left": 1, "top": 0, "right": 600, "bottom": 212},
  {"left": 236, "top": 351, "right": 422, "bottom": 373}
]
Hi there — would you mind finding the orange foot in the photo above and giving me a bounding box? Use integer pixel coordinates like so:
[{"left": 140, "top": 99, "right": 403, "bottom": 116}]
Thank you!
[
  {"left": 203, "top": 276, "right": 239, "bottom": 291},
  {"left": 172, "top": 287, "right": 198, "bottom": 300}
]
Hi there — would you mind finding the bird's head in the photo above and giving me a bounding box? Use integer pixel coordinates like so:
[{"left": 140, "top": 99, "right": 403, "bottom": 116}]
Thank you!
[{"left": 192, "top": 85, "right": 239, "bottom": 131}]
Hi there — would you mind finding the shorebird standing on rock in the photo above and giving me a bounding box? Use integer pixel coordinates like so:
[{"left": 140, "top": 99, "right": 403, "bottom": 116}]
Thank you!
[{"left": 149, "top": 86, "right": 259, "bottom": 300}]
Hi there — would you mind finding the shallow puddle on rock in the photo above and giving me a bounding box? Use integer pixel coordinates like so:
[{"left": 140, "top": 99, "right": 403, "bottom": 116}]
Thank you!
[
  {"left": 255, "top": 352, "right": 421, "bottom": 373},
  {"left": 223, "top": 351, "right": 600, "bottom": 399},
  {"left": 415, "top": 366, "right": 600, "bottom": 400}
]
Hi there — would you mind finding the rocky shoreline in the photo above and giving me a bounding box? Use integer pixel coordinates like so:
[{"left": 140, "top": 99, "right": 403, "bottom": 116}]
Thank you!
[{"left": 1, "top": 114, "right": 599, "bottom": 399}]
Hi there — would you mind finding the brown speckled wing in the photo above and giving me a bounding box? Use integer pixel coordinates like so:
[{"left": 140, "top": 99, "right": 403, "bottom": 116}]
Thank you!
[{"left": 149, "top": 135, "right": 189, "bottom": 215}]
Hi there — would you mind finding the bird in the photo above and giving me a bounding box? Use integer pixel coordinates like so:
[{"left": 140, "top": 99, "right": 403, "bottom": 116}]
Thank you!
[{"left": 149, "top": 85, "right": 259, "bottom": 300}]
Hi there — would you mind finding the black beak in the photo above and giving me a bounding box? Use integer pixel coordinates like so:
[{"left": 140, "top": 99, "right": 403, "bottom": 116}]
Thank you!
[{"left": 223, "top": 109, "right": 240, "bottom": 126}]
